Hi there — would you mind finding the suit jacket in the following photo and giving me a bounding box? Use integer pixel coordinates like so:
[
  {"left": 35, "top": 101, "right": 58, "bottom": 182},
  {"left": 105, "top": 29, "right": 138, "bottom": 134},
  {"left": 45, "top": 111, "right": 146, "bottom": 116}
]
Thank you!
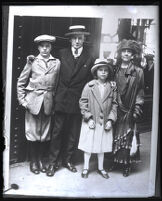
[
  {"left": 55, "top": 46, "right": 96, "bottom": 114},
  {"left": 17, "top": 55, "right": 60, "bottom": 115}
]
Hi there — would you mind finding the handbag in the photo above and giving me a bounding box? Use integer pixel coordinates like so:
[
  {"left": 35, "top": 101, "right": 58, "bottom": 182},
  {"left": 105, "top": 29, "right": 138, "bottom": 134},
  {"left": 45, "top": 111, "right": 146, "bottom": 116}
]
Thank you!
[{"left": 130, "top": 123, "right": 138, "bottom": 156}]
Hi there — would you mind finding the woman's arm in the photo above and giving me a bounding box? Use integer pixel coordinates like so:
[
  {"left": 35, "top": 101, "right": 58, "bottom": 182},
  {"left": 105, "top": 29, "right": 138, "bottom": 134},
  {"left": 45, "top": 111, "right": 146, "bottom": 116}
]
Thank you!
[{"left": 133, "top": 68, "right": 145, "bottom": 120}]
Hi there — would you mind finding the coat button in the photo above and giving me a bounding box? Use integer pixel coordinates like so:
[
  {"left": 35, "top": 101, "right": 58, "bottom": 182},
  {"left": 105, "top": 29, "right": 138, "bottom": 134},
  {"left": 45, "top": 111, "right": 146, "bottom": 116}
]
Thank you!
[
  {"left": 100, "top": 113, "right": 104, "bottom": 119},
  {"left": 99, "top": 119, "right": 103, "bottom": 125}
]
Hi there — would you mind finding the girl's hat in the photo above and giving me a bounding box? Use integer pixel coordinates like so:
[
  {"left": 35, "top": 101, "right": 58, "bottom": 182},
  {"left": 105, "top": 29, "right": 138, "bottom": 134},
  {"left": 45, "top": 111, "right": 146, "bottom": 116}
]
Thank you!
[
  {"left": 91, "top": 58, "right": 113, "bottom": 77},
  {"left": 34, "top": 35, "right": 56, "bottom": 43},
  {"left": 65, "top": 25, "right": 90, "bottom": 37},
  {"left": 117, "top": 39, "right": 141, "bottom": 54}
]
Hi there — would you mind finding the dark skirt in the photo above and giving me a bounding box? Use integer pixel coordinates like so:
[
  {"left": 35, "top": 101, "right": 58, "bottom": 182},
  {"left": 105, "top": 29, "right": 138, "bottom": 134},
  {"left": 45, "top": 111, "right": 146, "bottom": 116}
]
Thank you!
[
  {"left": 113, "top": 129, "right": 141, "bottom": 165},
  {"left": 113, "top": 108, "right": 141, "bottom": 165}
]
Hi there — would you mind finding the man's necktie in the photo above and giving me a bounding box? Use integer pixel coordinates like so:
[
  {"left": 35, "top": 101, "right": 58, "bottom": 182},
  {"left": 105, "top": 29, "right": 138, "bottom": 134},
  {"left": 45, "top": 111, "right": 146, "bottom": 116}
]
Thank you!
[{"left": 74, "top": 48, "right": 78, "bottom": 55}]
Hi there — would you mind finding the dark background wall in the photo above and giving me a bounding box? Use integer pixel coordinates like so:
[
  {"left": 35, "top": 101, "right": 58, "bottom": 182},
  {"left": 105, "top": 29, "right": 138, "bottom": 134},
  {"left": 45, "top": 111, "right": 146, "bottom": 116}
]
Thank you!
[{"left": 8, "top": 15, "right": 102, "bottom": 164}]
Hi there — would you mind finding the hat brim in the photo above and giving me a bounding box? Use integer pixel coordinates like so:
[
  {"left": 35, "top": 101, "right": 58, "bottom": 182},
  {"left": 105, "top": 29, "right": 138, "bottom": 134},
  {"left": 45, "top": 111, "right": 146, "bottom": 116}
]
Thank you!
[
  {"left": 65, "top": 31, "right": 90, "bottom": 36},
  {"left": 91, "top": 63, "right": 113, "bottom": 76},
  {"left": 34, "top": 39, "right": 56, "bottom": 43}
]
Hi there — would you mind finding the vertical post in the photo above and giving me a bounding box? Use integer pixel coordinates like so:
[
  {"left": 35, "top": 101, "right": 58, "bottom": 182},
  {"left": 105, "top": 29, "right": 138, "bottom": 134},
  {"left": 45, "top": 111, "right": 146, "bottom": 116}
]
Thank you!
[{"left": 3, "top": 6, "right": 14, "bottom": 191}]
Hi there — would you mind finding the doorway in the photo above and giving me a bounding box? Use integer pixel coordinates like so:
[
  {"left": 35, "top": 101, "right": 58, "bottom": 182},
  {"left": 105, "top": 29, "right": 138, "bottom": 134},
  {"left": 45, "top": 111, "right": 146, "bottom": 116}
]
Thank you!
[{"left": 9, "top": 16, "right": 102, "bottom": 164}]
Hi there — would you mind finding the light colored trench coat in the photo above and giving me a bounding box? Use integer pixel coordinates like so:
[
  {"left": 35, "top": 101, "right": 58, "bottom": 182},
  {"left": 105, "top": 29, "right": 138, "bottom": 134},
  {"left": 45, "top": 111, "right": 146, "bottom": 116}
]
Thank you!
[
  {"left": 17, "top": 54, "right": 60, "bottom": 141},
  {"left": 78, "top": 80, "right": 118, "bottom": 153}
]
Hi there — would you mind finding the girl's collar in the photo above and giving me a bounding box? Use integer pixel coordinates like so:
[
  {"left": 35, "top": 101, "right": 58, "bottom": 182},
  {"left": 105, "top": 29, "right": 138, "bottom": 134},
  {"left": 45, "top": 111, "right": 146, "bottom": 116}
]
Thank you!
[{"left": 96, "top": 80, "right": 107, "bottom": 86}]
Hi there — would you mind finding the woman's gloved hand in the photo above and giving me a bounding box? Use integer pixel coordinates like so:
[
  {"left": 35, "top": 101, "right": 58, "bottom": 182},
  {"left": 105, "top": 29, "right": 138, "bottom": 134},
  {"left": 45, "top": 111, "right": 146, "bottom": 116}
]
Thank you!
[{"left": 133, "top": 104, "right": 143, "bottom": 121}]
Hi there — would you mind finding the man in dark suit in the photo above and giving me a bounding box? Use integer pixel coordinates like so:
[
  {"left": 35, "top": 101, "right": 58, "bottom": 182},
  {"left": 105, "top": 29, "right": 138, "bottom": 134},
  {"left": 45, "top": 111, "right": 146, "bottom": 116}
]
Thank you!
[{"left": 46, "top": 25, "right": 96, "bottom": 176}]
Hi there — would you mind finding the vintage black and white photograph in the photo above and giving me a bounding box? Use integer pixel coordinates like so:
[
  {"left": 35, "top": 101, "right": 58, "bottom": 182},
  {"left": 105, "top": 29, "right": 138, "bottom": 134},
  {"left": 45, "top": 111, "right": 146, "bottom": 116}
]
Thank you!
[{"left": 3, "top": 5, "right": 159, "bottom": 198}]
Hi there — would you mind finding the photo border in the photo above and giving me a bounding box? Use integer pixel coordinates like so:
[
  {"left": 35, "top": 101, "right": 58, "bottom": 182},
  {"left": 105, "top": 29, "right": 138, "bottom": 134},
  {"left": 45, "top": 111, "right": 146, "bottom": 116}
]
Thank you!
[{"left": 2, "top": 3, "right": 160, "bottom": 198}]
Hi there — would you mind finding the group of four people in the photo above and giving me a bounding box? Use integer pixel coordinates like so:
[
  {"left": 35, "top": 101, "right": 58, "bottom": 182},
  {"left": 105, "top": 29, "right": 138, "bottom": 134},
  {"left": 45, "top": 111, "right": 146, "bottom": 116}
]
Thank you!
[{"left": 17, "top": 25, "right": 144, "bottom": 179}]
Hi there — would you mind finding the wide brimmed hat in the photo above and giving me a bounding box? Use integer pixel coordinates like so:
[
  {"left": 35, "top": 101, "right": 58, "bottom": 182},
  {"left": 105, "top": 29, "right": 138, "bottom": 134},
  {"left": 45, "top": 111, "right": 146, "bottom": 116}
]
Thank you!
[
  {"left": 91, "top": 58, "right": 113, "bottom": 77},
  {"left": 117, "top": 39, "right": 141, "bottom": 54},
  {"left": 34, "top": 35, "right": 56, "bottom": 43},
  {"left": 65, "top": 25, "right": 90, "bottom": 37}
]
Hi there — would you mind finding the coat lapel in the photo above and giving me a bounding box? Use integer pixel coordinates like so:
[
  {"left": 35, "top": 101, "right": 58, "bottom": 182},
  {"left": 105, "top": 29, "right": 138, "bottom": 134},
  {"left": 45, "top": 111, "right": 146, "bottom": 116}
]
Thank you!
[
  {"left": 36, "top": 59, "right": 47, "bottom": 71},
  {"left": 102, "top": 82, "right": 111, "bottom": 103},
  {"left": 91, "top": 82, "right": 104, "bottom": 111},
  {"left": 70, "top": 48, "right": 88, "bottom": 79},
  {"left": 123, "top": 63, "right": 138, "bottom": 108},
  {"left": 36, "top": 58, "right": 56, "bottom": 73},
  {"left": 45, "top": 59, "right": 57, "bottom": 74},
  {"left": 66, "top": 49, "right": 75, "bottom": 71}
]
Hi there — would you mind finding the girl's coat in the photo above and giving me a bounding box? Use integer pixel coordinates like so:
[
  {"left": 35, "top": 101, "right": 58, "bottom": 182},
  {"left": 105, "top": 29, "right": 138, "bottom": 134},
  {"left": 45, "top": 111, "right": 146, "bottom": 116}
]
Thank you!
[{"left": 78, "top": 79, "right": 118, "bottom": 153}]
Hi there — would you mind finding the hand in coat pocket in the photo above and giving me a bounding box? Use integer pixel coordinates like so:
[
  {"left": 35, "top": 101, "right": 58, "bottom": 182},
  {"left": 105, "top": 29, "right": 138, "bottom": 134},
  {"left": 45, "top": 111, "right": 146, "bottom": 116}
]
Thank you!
[
  {"left": 105, "top": 120, "right": 112, "bottom": 131},
  {"left": 22, "top": 100, "right": 28, "bottom": 109},
  {"left": 88, "top": 119, "right": 95, "bottom": 129}
]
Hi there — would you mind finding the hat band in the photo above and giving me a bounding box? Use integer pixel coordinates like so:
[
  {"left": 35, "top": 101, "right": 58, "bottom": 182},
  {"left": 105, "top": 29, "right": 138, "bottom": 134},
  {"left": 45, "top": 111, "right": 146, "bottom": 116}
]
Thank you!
[
  {"left": 120, "top": 46, "right": 133, "bottom": 50},
  {"left": 95, "top": 61, "right": 109, "bottom": 65},
  {"left": 70, "top": 28, "right": 86, "bottom": 32},
  {"left": 65, "top": 27, "right": 90, "bottom": 36}
]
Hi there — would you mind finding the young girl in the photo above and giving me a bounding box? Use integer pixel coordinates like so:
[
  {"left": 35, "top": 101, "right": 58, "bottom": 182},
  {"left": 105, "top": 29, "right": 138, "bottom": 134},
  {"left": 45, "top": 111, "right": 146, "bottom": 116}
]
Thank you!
[
  {"left": 78, "top": 58, "right": 118, "bottom": 179},
  {"left": 17, "top": 35, "right": 60, "bottom": 175}
]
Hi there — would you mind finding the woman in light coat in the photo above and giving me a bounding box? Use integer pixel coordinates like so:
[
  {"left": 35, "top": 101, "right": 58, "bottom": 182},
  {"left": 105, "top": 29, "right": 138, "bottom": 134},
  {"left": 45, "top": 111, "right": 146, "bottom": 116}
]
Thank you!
[{"left": 78, "top": 58, "right": 118, "bottom": 179}]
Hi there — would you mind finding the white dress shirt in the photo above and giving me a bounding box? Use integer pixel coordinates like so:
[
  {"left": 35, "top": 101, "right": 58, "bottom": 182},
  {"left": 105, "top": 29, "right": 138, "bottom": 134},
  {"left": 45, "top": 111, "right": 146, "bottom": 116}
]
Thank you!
[{"left": 71, "top": 47, "right": 83, "bottom": 58}]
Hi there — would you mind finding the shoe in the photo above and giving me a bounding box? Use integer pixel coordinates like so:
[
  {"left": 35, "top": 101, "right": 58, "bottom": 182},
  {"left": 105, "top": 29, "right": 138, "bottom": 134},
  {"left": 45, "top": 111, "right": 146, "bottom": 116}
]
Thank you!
[
  {"left": 123, "top": 167, "right": 130, "bottom": 177},
  {"left": 64, "top": 162, "right": 77, "bottom": 173},
  {"left": 46, "top": 164, "right": 56, "bottom": 177},
  {"left": 81, "top": 169, "right": 89, "bottom": 178},
  {"left": 97, "top": 169, "right": 109, "bottom": 179},
  {"left": 38, "top": 160, "right": 46, "bottom": 173},
  {"left": 30, "top": 162, "right": 40, "bottom": 174},
  {"left": 55, "top": 161, "right": 61, "bottom": 170}
]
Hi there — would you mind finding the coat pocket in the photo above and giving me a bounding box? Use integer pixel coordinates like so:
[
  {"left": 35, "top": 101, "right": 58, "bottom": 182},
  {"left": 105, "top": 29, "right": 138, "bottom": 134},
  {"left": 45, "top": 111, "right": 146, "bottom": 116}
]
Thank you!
[{"left": 24, "top": 91, "right": 44, "bottom": 115}]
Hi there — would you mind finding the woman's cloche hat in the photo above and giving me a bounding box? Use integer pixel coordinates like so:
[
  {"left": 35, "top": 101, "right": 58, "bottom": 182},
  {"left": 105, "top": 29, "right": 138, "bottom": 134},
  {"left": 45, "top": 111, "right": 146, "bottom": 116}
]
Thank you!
[
  {"left": 117, "top": 39, "right": 142, "bottom": 54},
  {"left": 91, "top": 58, "right": 113, "bottom": 77},
  {"left": 34, "top": 35, "right": 56, "bottom": 43},
  {"left": 65, "top": 25, "right": 90, "bottom": 37}
]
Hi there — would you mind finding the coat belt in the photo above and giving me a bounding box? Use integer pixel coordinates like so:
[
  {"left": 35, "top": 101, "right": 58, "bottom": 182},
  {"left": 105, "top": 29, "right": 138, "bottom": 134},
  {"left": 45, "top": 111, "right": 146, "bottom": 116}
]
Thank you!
[{"left": 29, "top": 83, "right": 54, "bottom": 91}]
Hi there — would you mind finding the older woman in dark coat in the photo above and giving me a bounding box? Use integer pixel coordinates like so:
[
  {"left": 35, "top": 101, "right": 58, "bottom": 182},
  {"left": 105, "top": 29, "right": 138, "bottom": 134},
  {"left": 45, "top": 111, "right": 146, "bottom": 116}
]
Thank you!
[{"left": 112, "top": 39, "right": 144, "bottom": 177}]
